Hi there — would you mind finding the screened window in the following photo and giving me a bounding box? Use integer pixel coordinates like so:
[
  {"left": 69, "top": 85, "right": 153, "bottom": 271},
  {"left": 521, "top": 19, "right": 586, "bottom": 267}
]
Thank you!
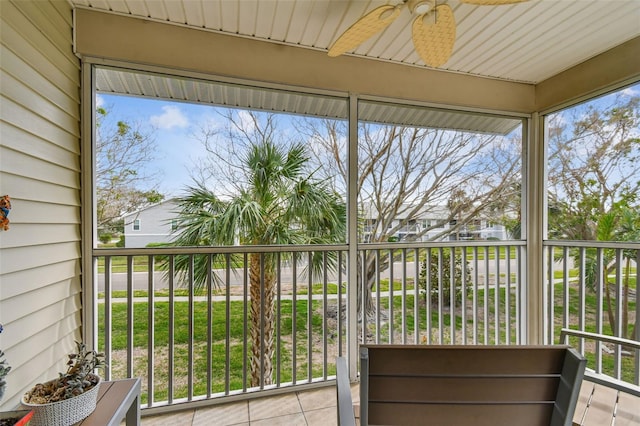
[{"left": 546, "top": 83, "right": 640, "bottom": 241}]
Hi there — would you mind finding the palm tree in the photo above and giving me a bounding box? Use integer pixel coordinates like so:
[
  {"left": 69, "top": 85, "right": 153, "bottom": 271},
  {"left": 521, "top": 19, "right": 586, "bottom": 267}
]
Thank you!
[
  {"left": 171, "top": 139, "right": 346, "bottom": 387},
  {"left": 617, "top": 208, "right": 640, "bottom": 340},
  {"left": 572, "top": 207, "right": 639, "bottom": 340}
]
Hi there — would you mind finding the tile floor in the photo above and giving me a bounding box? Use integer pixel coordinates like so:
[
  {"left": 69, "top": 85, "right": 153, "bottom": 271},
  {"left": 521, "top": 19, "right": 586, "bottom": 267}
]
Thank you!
[
  {"left": 137, "top": 380, "right": 640, "bottom": 425},
  {"left": 140, "top": 384, "right": 359, "bottom": 426}
]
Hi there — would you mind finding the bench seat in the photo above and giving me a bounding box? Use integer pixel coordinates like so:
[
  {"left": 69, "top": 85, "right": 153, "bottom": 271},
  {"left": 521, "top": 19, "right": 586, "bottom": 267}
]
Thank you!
[{"left": 337, "top": 345, "right": 586, "bottom": 426}]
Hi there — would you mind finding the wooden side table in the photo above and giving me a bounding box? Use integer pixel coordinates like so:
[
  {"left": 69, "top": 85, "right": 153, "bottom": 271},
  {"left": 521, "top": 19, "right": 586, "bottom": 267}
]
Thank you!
[{"left": 77, "top": 378, "right": 141, "bottom": 426}]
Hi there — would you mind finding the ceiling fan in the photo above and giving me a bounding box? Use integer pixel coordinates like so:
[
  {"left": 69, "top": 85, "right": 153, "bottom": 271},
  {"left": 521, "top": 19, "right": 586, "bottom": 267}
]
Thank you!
[{"left": 328, "top": 0, "right": 529, "bottom": 68}]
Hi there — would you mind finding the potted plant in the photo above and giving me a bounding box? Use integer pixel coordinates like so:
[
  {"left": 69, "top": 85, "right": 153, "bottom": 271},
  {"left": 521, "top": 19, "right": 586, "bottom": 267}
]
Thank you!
[
  {"left": 22, "top": 341, "right": 105, "bottom": 426},
  {"left": 0, "top": 348, "right": 9, "bottom": 402},
  {"left": 0, "top": 325, "right": 34, "bottom": 426}
]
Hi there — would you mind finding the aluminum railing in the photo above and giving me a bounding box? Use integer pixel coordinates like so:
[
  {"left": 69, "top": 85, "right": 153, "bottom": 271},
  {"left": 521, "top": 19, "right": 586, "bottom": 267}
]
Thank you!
[
  {"left": 94, "top": 244, "right": 349, "bottom": 411},
  {"left": 93, "top": 240, "right": 529, "bottom": 412},
  {"left": 357, "top": 241, "right": 526, "bottom": 346},
  {"left": 93, "top": 239, "right": 640, "bottom": 412},
  {"left": 544, "top": 241, "right": 640, "bottom": 390},
  {"left": 560, "top": 328, "right": 640, "bottom": 397}
]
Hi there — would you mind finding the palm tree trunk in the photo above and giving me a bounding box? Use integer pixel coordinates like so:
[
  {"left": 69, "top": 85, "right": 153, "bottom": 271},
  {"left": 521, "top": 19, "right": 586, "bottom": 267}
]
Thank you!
[{"left": 249, "top": 253, "right": 276, "bottom": 387}]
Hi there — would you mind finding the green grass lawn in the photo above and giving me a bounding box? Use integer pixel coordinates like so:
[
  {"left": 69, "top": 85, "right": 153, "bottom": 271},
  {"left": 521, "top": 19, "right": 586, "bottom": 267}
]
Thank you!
[
  {"left": 97, "top": 253, "right": 247, "bottom": 274},
  {"left": 99, "top": 297, "right": 337, "bottom": 403},
  {"left": 99, "top": 268, "right": 637, "bottom": 403},
  {"left": 551, "top": 280, "right": 636, "bottom": 383}
]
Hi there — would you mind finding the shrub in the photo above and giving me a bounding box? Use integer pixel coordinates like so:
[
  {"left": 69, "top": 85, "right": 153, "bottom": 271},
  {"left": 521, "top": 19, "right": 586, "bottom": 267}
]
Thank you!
[
  {"left": 418, "top": 248, "right": 472, "bottom": 306},
  {"left": 98, "top": 233, "right": 112, "bottom": 244}
]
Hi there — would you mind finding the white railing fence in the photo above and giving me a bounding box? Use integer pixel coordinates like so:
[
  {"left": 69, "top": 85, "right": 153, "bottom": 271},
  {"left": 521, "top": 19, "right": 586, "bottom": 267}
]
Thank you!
[
  {"left": 93, "top": 239, "right": 639, "bottom": 412},
  {"left": 544, "top": 241, "right": 640, "bottom": 389}
]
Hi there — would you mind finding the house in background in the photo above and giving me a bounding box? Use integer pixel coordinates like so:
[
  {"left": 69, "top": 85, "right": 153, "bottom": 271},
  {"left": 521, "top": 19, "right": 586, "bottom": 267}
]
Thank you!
[
  {"left": 122, "top": 199, "right": 179, "bottom": 248},
  {"left": 127, "top": 200, "right": 510, "bottom": 246},
  {"left": 361, "top": 204, "right": 510, "bottom": 242}
]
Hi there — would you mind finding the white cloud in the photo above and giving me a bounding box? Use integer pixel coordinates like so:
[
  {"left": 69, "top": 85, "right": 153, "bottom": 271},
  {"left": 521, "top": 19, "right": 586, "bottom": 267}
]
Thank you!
[
  {"left": 150, "top": 105, "right": 189, "bottom": 130},
  {"left": 621, "top": 86, "right": 639, "bottom": 97},
  {"left": 237, "top": 110, "right": 256, "bottom": 133},
  {"left": 96, "top": 94, "right": 105, "bottom": 108}
]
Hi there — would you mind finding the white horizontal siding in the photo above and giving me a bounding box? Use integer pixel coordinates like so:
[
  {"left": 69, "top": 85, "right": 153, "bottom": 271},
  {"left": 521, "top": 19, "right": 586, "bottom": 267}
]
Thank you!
[
  {"left": 7, "top": 309, "right": 81, "bottom": 401},
  {"left": 0, "top": 242, "right": 81, "bottom": 279},
  {"left": 1, "top": 96, "right": 79, "bottom": 152},
  {"left": 1, "top": 147, "right": 79, "bottom": 189},
  {"left": 0, "top": 172, "right": 80, "bottom": 205},
  {"left": 0, "top": 199, "right": 80, "bottom": 225},
  {"left": 0, "top": 0, "right": 82, "bottom": 410},
  {"left": 2, "top": 72, "right": 80, "bottom": 133},
  {"left": 2, "top": 2, "right": 80, "bottom": 87},
  {"left": 0, "top": 261, "right": 80, "bottom": 300},
  {"left": 0, "top": 224, "right": 81, "bottom": 249},
  {"left": 1, "top": 124, "right": 80, "bottom": 170},
  {"left": 1, "top": 45, "right": 80, "bottom": 114},
  {"left": 1, "top": 279, "right": 81, "bottom": 327}
]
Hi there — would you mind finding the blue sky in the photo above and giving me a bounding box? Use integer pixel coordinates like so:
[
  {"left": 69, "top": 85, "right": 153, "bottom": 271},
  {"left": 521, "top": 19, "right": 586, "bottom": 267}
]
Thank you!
[
  {"left": 97, "top": 82, "right": 639, "bottom": 201},
  {"left": 98, "top": 93, "right": 215, "bottom": 197}
]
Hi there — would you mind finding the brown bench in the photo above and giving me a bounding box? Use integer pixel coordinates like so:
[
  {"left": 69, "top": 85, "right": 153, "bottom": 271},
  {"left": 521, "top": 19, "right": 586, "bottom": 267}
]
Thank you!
[
  {"left": 337, "top": 345, "right": 586, "bottom": 426},
  {"left": 76, "top": 378, "right": 141, "bottom": 426}
]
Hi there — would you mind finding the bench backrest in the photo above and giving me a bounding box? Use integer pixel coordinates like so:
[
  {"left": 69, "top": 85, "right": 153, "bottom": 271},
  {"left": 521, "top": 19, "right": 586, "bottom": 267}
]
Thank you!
[{"left": 359, "top": 345, "right": 586, "bottom": 426}]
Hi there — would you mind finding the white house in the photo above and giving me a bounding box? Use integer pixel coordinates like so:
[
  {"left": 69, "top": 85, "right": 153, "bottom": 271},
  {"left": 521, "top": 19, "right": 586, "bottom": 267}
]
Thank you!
[
  {"left": 361, "top": 203, "right": 510, "bottom": 242},
  {"left": 130, "top": 200, "right": 510, "bottom": 246},
  {"left": 122, "top": 199, "right": 180, "bottom": 248}
]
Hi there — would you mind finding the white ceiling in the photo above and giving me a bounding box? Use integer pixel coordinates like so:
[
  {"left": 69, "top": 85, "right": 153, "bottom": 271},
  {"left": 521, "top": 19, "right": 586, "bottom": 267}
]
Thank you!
[{"left": 72, "top": 0, "right": 640, "bottom": 84}]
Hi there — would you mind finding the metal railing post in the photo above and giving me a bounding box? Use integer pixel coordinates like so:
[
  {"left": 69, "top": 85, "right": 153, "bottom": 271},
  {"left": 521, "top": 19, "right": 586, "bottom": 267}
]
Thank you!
[{"left": 347, "top": 94, "right": 359, "bottom": 381}]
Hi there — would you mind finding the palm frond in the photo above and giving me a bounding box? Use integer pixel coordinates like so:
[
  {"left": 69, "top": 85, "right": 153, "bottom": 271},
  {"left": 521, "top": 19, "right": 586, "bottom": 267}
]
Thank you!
[{"left": 171, "top": 139, "right": 346, "bottom": 290}]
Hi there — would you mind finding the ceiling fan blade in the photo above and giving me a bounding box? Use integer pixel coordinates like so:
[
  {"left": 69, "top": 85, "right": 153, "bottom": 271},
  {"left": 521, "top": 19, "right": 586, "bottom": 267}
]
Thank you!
[
  {"left": 328, "top": 4, "right": 402, "bottom": 57},
  {"left": 412, "top": 4, "right": 456, "bottom": 68},
  {"left": 459, "top": 0, "right": 529, "bottom": 5}
]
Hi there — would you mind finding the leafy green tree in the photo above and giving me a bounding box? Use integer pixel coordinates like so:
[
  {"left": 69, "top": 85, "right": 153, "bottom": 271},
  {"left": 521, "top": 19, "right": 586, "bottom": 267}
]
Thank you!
[
  {"left": 548, "top": 94, "right": 640, "bottom": 239},
  {"left": 549, "top": 91, "right": 640, "bottom": 338},
  {"left": 298, "top": 118, "right": 521, "bottom": 316},
  {"left": 577, "top": 207, "right": 639, "bottom": 340},
  {"left": 617, "top": 208, "right": 640, "bottom": 340},
  {"left": 96, "top": 107, "right": 163, "bottom": 234},
  {"left": 172, "top": 134, "right": 346, "bottom": 387}
]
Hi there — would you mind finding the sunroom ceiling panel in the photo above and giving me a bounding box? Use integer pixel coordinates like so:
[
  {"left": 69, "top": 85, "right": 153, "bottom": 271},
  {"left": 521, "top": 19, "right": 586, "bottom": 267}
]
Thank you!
[
  {"left": 359, "top": 101, "right": 521, "bottom": 135},
  {"left": 96, "top": 67, "right": 349, "bottom": 120},
  {"left": 96, "top": 67, "right": 520, "bottom": 135},
  {"left": 267, "top": 1, "right": 295, "bottom": 42},
  {"left": 73, "top": 0, "right": 640, "bottom": 84},
  {"left": 182, "top": 1, "right": 206, "bottom": 28},
  {"left": 162, "top": 1, "right": 187, "bottom": 24},
  {"left": 142, "top": 2, "right": 175, "bottom": 24}
]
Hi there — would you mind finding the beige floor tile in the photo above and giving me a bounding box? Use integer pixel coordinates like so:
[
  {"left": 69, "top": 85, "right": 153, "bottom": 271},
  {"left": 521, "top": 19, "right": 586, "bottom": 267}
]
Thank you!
[
  {"left": 249, "top": 393, "right": 302, "bottom": 420},
  {"left": 192, "top": 401, "right": 249, "bottom": 426},
  {"left": 305, "top": 406, "right": 339, "bottom": 426},
  {"left": 250, "top": 412, "right": 307, "bottom": 425},
  {"left": 297, "top": 386, "right": 337, "bottom": 412},
  {"left": 141, "top": 410, "right": 194, "bottom": 425}
]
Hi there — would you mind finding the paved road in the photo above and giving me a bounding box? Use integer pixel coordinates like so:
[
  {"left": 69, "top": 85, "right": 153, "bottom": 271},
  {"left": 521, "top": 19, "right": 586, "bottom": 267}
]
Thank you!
[{"left": 97, "top": 259, "right": 518, "bottom": 292}]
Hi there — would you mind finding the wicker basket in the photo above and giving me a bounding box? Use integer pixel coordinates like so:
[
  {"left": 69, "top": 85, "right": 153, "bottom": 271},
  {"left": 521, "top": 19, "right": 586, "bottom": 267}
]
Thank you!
[{"left": 21, "top": 375, "right": 101, "bottom": 426}]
